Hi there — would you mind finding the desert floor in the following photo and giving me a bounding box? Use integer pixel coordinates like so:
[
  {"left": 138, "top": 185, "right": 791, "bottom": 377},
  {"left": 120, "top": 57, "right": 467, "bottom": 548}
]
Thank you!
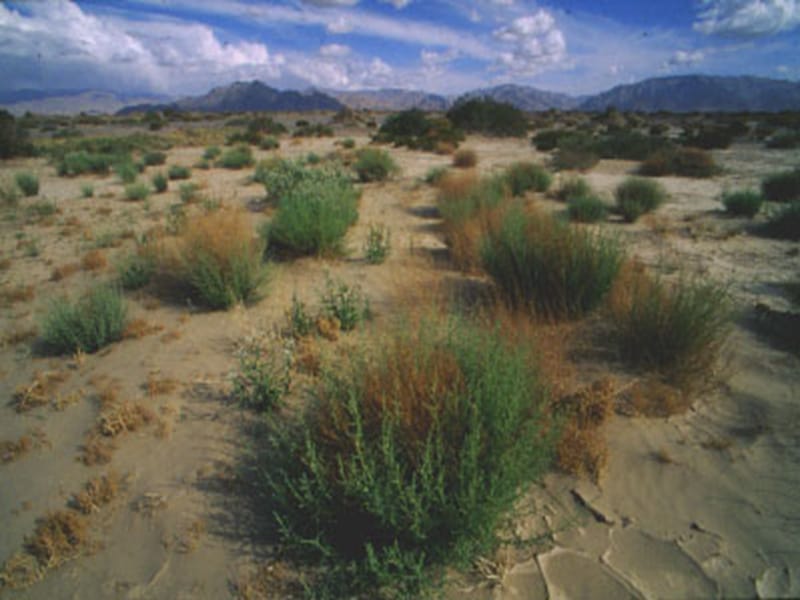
[{"left": 1, "top": 123, "right": 799, "bottom": 599}]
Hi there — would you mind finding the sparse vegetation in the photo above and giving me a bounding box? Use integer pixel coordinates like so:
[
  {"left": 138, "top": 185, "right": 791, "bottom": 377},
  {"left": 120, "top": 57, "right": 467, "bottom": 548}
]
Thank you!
[
  {"left": 15, "top": 172, "right": 39, "bottom": 197},
  {"left": 447, "top": 98, "right": 529, "bottom": 137},
  {"left": 319, "top": 276, "right": 371, "bottom": 331},
  {"left": 640, "top": 146, "right": 718, "bottom": 178},
  {"left": 555, "top": 176, "right": 592, "bottom": 202},
  {"left": 57, "top": 151, "right": 114, "bottom": 176},
  {"left": 142, "top": 151, "right": 166, "bottom": 166},
  {"left": 115, "top": 161, "right": 139, "bottom": 184},
  {"left": 722, "top": 190, "right": 763, "bottom": 218},
  {"left": 217, "top": 144, "right": 254, "bottom": 169},
  {"left": 116, "top": 251, "right": 155, "bottom": 290},
  {"left": 764, "top": 201, "right": 800, "bottom": 240},
  {"left": 232, "top": 332, "right": 291, "bottom": 411},
  {"left": 354, "top": 147, "right": 398, "bottom": 182},
  {"left": 615, "top": 177, "right": 667, "bottom": 222},
  {"left": 80, "top": 184, "right": 94, "bottom": 198},
  {"left": 168, "top": 165, "right": 191, "bottom": 180},
  {"left": 452, "top": 148, "right": 477, "bottom": 168},
  {"left": 151, "top": 171, "right": 167, "bottom": 193},
  {"left": 761, "top": 168, "right": 800, "bottom": 203},
  {"left": 124, "top": 182, "right": 150, "bottom": 201},
  {"left": 552, "top": 133, "right": 600, "bottom": 171},
  {"left": 503, "top": 161, "right": 551, "bottom": 196},
  {"left": 374, "top": 108, "right": 464, "bottom": 152},
  {"left": 363, "top": 223, "right": 391, "bottom": 264},
  {"left": 0, "top": 109, "right": 34, "bottom": 158},
  {"left": 568, "top": 195, "right": 608, "bottom": 223}
]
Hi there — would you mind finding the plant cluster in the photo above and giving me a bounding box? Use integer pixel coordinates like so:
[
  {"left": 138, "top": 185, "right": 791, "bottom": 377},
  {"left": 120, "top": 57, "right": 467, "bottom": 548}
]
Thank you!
[
  {"left": 363, "top": 223, "right": 392, "bottom": 264},
  {"left": 216, "top": 145, "right": 254, "bottom": 169},
  {"left": 373, "top": 109, "right": 464, "bottom": 152},
  {"left": 721, "top": 190, "right": 763, "bottom": 217},
  {"left": 353, "top": 148, "right": 398, "bottom": 182},
  {"left": 168, "top": 165, "right": 191, "bottom": 180},
  {"left": 14, "top": 172, "right": 39, "bottom": 197},
  {"left": 0, "top": 109, "right": 35, "bottom": 158},
  {"left": 319, "top": 276, "right": 372, "bottom": 331},
  {"left": 567, "top": 195, "right": 608, "bottom": 223},
  {"left": 761, "top": 168, "right": 800, "bottom": 203},
  {"left": 614, "top": 177, "right": 667, "bottom": 222},
  {"left": 503, "top": 161, "right": 552, "bottom": 196},
  {"left": 446, "top": 98, "right": 529, "bottom": 137},
  {"left": 640, "top": 146, "right": 718, "bottom": 178},
  {"left": 231, "top": 331, "right": 292, "bottom": 411}
]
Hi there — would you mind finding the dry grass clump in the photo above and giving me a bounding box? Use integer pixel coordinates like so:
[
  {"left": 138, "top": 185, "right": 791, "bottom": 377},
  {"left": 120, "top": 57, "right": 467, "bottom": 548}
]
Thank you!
[
  {"left": 452, "top": 148, "right": 478, "bottom": 168},
  {"left": 0, "top": 283, "right": 35, "bottom": 306},
  {"left": 26, "top": 510, "right": 90, "bottom": 569},
  {"left": 51, "top": 262, "right": 81, "bottom": 281},
  {"left": 81, "top": 249, "right": 107, "bottom": 272},
  {"left": 145, "top": 373, "right": 178, "bottom": 397},
  {"left": 97, "top": 401, "right": 156, "bottom": 437},
  {"left": 2, "top": 325, "right": 38, "bottom": 347},
  {"left": 121, "top": 318, "right": 164, "bottom": 339},
  {"left": 1, "top": 435, "right": 33, "bottom": 464},
  {"left": 71, "top": 472, "right": 121, "bottom": 514},
  {"left": 12, "top": 370, "right": 70, "bottom": 412},
  {"left": 618, "top": 378, "right": 690, "bottom": 418}
]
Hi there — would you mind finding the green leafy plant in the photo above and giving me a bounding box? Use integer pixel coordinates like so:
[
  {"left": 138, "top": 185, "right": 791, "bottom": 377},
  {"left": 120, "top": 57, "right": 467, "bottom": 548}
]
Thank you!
[
  {"left": 80, "top": 184, "right": 94, "bottom": 198},
  {"left": 231, "top": 332, "right": 292, "bottom": 411},
  {"left": 354, "top": 148, "right": 398, "bottom": 182},
  {"left": 286, "top": 294, "right": 314, "bottom": 338},
  {"left": 142, "top": 151, "right": 166, "bottom": 166},
  {"left": 168, "top": 165, "right": 191, "bottom": 180},
  {"left": 447, "top": 98, "right": 529, "bottom": 137},
  {"left": 504, "top": 161, "right": 551, "bottom": 196},
  {"left": 567, "top": 195, "right": 608, "bottom": 223},
  {"left": 424, "top": 166, "right": 449, "bottom": 185},
  {"left": 217, "top": 144, "right": 254, "bottom": 169},
  {"left": 551, "top": 133, "right": 600, "bottom": 171},
  {"left": 452, "top": 148, "right": 478, "bottom": 168},
  {"left": 615, "top": 177, "right": 667, "bottom": 222},
  {"left": 124, "top": 182, "right": 150, "bottom": 201},
  {"left": 640, "top": 146, "right": 718, "bottom": 178},
  {"left": 15, "top": 172, "right": 39, "bottom": 196},
  {"left": 179, "top": 182, "right": 200, "bottom": 203},
  {"left": 373, "top": 108, "right": 464, "bottom": 152},
  {"left": 721, "top": 190, "right": 763, "bottom": 218},
  {"left": 554, "top": 176, "right": 592, "bottom": 202},
  {"left": 319, "top": 276, "right": 371, "bottom": 331},
  {"left": 151, "top": 172, "right": 167, "bottom": 193},
  {"left": 115, "top": 161, "right": 139, "bottom": 184},
  {"left": 57, "top": 151, "right": 114, "bottom": 176},
  {"left": 340, "top": 137, "right": 356, "bottom": 149},
  {"left": 203, "top": 146, "right": 222, "bottom": 160},
  {"left": 1, "top": 178, "right": 21, "bottom": 206},
  {"left": 116, "top": 251, "right": 155, "bottom": 290},
  {"left": 363, "top": 223, "right": 391, "bottom": 264},
  {"left": 259, "top": 136, "right": 280, "bottom": 150}
]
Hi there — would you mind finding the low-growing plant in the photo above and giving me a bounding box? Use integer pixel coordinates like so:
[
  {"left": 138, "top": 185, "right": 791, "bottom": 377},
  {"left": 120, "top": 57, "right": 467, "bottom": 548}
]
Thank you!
[
  {"left": 340, "top": 137, "right": 356, "bottom": 149},
  {"left": 424, "top": 165, "right": 448, "bottom": 185},
  {"left": 151, "top": 172, "right": 167, "bottom": 193},
  {"left": 721, "top": 190, "right": 763, "bottom": 218},
  {"left": 116, "top": 251, "right": 155, "bottom": 290},
  {"left": 0, "top": 178, "right": 20, "bottom": 206},
  {"left": 504, "top": 161, "right": 551, "bottom": 196},
  {"left": 57, "top": 151, "right": 113, "bottom": 176},
  {"left": 363, "top": 223, "right": 391, "bottom": 264},
  {"left": 203, "top": 146, "right": 222, "bottom": 160},
  {"left": 259, "top": 136, "right": 280, "bottom": 150},
  {"left": 115, "top": 161, "right": 138, "bottom": 184},
  {"left": 615, "top": 177, "right": 667, "bottom": 222},
  {"left": 552, "top": 133, "right": 600, "bottom": 171},
  {"left": 568, "top": 195, "right": 608, "bottom": 223},
  {"left": 15, "top": 172, "right": 39, "bottom": 196},
  {"left": 554, "top": 176, "right": 592, "bottom": 202},
  {"left": 765, "top": 131, "right": 800, "bottom": 149},
  {"left": 452, "top": 148, "right": 477, "bottom": 168},
  {"left": 40, "top": 284, "right": 127, "bottom": 354},
  {"left": 640, "top": 146, "right": 718, "bottom": 178},
  {"left": 761, "top": 168, "right": 800, "bottom": 203},
  {"left": 168, "top": 165, "right": 191, "bottom": 180},
  {"left": 764, "top": 201, "right": 800, "bottom": 240},
  {"left": 179, "top": 182, "right": 200, "bottom": 203},
  {"left": 481, "top": 207, "right": 624, "bottom": 319},
  {"left": 142, "top": 151, "right": 166, "bottom": 166},
  {"left": 306, "top": 152, "right": 321, "bottom": 165},
  {"left": 231, "top": 333, "right": 291, "bottom": 411},
  {"left": 263, "top": 316, "right": 554, "bottom": 596},
  {"left": 354, "top": 148, "right": 398, "bottom": 182},
  {"left": 80, "top": 184, "right": 94, "bottom": 198},
  {"left": 124, "top": 182, "right": 150, "bottom": 201},
  {"left": 319, "top": 276, "right": 371, "bottom": 331},
  {"left": 373, "top": 108, "right": 464, "bottom": 152},
  {"left": 217, "top": 144, "right": 254, "bottom": 169},
  {"left": 286, "top": 294, "right": 314, "bottom": 338}
]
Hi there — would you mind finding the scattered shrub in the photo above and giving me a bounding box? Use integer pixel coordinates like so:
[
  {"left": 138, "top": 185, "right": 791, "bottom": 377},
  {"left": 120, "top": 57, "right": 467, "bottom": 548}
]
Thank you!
[
  {"left": 142, "top": 151, "right": 166, "bottom": 166},
  {"left": 552, "top": 133, "right": 600, "bottom": 171},
  {"left": 40, "top": 284, "right": 127, "bottom": 354},
  {"left": 681, "top": 126, "right": 734, "bottom": 150},
  {"left": 481, "top": 207, "right": 623, "bottom": 319},
  {"left": 640, "top": 146, "right": 718, "bottom": 178},
  {"left": 452, "top": 148, "right": 477, "bottom": 168},
  {"left": 57, "top": 151, "right": 113, "bottom": 176},
  {"left": 363, "top": 223, "right": 391, "bottom": 264},
  {"left": 124, "top": 182, "right": 150, "bottom": 202},
  {"left": 217, "top": 145, "right": 254, "bottom": 169},
  {"left": 151, "top": 172, "right": 167, "bottom": 193},
  {"left": 354, "top": 148, "right": 398, "bottom": 182},
  {"left": 0, "top": 109, "right": 34, "bottom": 158},
  {"left": 447, "top": 98, "right": 528, "bottom": 137},
  {"left": 554, "top": 176, "right": 592, "bottom": 202},
  {"left": 761, "top": 168, "right": 800, "bottom": 203},
  {"left": 504, "top": 161, "right": 551, "bottom": 196},
  {"left": 231, "top": 333, "right": 291, "bottom": 411},
  {"left": 203, "top": 146, "right": 222, "bottom": 160},
  {"left": 765, "top": 131, "right": 800, "bottom": 149},
  {"left": 259, "top": 136, "right": 280, "bottom": 150},
  {"left": 116, "top": 252, "right": 155, "bottom": 290},
  {"left": 263, "top": 316, "right": 554, "bottom": 596},
  {"left": 340, "top": 137, "right": 356, "bottom": 149},
  {"left": 1, "top": 178, "right": 20, "bottom": 206},
  {"left": 721, "top": 190, "right": 763, "bottom": 218},
  {"left": 80, "top": 184, "right": 94, "bottom": 198},
  {"left": 179, "top": 182, "right": 200, "bottom": 203},
  {"left": 168, "top": 165, "right": 191, "bottom": 180},
  {"left": 374, "top": 109, "right": 464, "bottom": 152},
  {"left": 115, "top": 161, "right": 138, "bottom": 184},
  {"left": 595, "top": 130, "right": 669, "bottom": 161},
  {"left": 15, "top": 172, "right": 39, "bottom": 196},
  {"left": 293, "top": 123, "right": 334, "bottom": 138},
  {"left": 319, "top": 276, "right": 371, "bottom": 331},
  {"left": 615, "top": 177, "right": 667, "bottom": 222},
  {"left": 568, "top": 195, "right": 608, "bottom": 223},
  {"left": 532, "top": 128, "right": 571, "bottom": 151},
  {"left": 764, "top": 201, "right": 800, "bottom": 240},
  {"left": 286, "top": 294, "right": 314, "bottom": 338}
]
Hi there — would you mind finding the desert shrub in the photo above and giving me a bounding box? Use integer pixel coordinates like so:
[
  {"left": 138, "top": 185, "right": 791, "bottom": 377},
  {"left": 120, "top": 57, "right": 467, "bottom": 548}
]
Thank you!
[
  {"left": 363, "top": 223, "right": 391, "bottom": 264},
  {"left": 447, "top": 98, "right": 528, "bottom": 137},
  {"left": 0, "top": 109, "right": 34, "bottom": 158},
  {"left": 765, "top": 131, "right": 800, "bottom": 149},
  {"left": 151, "top": 172, "right": 167, "bottom": 193},
  {"left": 40, "top": 284, "right": 127, "bottom": 354},
  {"left": 171, "top": 209, "right": 268, "bottom": 309},
  {"left": 124, "top": 182, "right": 150, "bottom": 201},
  {"left": 0, "top": 178, "right": 20, "bottom": 206},
  {"left": 259, "top": 136, "right": 280, "bottom": 150},
  {"left": 262, "top": 316, "right": 554, "bottom": 596},
  {"left": 424, "top": 166, "right": 449, "bottom": 185},
  {"left": 668, "top": 147, "right": 718, "bottom": 178},
  {"left": 554, "top": 176, "right": 592, "bottom": 202},
  {"left": 721, "top": 190, "right": 763, "bottom": 218},
  {"left": 57, "top": 151, "right": 113, "bottom": 176},
  {"left": 142, "top": 151, "right": 166, "bottom": 166},
  {"left": 567, "top": 195, "right": 608, "bottom": 223},
  {"left": 481, "top": 207, "right": 623, "bottom": 319},
  {"left": 552, "top": 133, "right": 600, "bottom": 171},
  {"left": 15, "top": 172, "right": 39, "bottom": 196},
  {"left": 286, "top": 294, "right": 314, "bottom": 338},
  {"left": 595, "top": 131, "right": 669, "bottom": 160},
  {"left": 319, "top": 276, "right": 371, "bottom": 331},
  {"left": 681, "top": 126, "right": 734, "bottom": 150},
  {"left": 608, "top": 265, "right": 733, "bottom": 385},
  {"left": 179, "top": 182, "right": 200, "bottom": 203},
  {"left": 340, "top": 137, "right": 356, "bottom": 149},
  {"left": 217, "top": 144, "right": 254, "bottom": 169},
  {"left": 168, "top": 165, "right": 191, "bottom": 180},
  {"left": 615, "top": 177, "right": 667, "bottom": 222},
  {"left": 504, "top": 161, "right": 551, "bottom": 196},
  {"left": 115, "top": 161, "right": 138, "bottom": 184},
  {"left": 764, "top": 201, "right": 800, "bottom": 240},
  {"left": 116, "top": 251, "right": 155, "bottom": 290},
  {"left": 293, "top": 123, "right": 334, "bottom": 138},
  {"left": 80, "top": 184, "right": 94, "bottom": 198},
  {"left": 203, "top": 146, "right": 221, "bottom": 160},
  {"left": 374, "top": 109, "right": 464, "bottom": 152},
  {"left": 532, "top": 128, "right": 572, "bottom": 151},
  {"left": 452, "top": 148, "right": 477, "bottom": 168},
  {"left": 354, "top": 148, "right": 398, "bottom": 182},
  {"left": 231, "top": 333, "right": 291, "bottom": 411},
  {"left": 761, "top": 168, "right": 800, "bottom": 203}
]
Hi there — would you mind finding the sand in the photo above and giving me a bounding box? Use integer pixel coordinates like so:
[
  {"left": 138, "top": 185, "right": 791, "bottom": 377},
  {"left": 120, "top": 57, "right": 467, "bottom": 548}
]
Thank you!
[{"left": 0, "top": 121, "right": 798, "bottom": 599}]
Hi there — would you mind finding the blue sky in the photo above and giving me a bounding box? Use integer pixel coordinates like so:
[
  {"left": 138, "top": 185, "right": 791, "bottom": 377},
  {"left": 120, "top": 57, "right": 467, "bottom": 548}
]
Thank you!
[{"left": 1, "top": 0, "right": 799, "bottom": 97}]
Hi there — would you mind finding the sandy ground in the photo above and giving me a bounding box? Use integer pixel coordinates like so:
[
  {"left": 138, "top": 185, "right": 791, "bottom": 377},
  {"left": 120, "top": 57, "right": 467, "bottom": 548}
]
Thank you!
[{"left": 0, "top": 124, "right": 798, "bottom": 599}]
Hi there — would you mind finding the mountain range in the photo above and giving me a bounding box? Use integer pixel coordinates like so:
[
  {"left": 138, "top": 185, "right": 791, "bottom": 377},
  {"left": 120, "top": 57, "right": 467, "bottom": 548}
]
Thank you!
[{"left": 2, "top": 75, "right": 799, "bottom": 116}]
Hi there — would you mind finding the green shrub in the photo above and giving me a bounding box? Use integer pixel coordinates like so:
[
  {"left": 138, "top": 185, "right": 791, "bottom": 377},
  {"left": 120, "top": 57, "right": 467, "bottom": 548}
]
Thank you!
[
  {"left": 668, "top": 147, "right": 719, "bottom": 178},
  {"left": 0, "top": 109, "right": 34, "bottom": 159},
  {"left": 424, "top": 166, "right": 449, "bottom": 185},
  {"left": 765, "top": 131, "right": 800, "bottom": 149},
  {"left": 552, "top": 133, "right": 600, "bottom": 171},
  {"left": 765, "top": 201, "right": 800, "bottom": 240},
  {"left": 0, "top": 179, "right": 20, "bottom": 206},
  {"left": 681, "top": 126, "right": 734, "bottom": 150},
  {"left": 259, "top": 136, "right": 280, "bottom": 150},
  {"left": 363, "top": 223, "right": 391, "bottom": 264},
  {"left": 231, "top": 334, "right": 291, "bottom": 411},
  {"left": 354, "top": 148, "right": 398, "bottom": 182},
  {"left": 80, "top": 184, "right": 94, "bottom": 198},
  {"left": 554, "top": 176, "right": 592, "bottom": 202},
  {"left": 761, "top": 168, "right": 800, "bottom": 203},
  {"left": 447, "top": 98, "right": 528, "bottom": 137},
  {"left": 25, "top": 200, "right": 57, "bottom": 219},
  {"left": 567, "top": 195, "right": 608, "bottom": 223},
  {"left": 168, "top": 165, "right": 191, "bottom": 180},
  {"left": 504, "top": 162, "right": 551, "bottom": 196},
  {"left": 203, "top": 146, "right": 222, "bottom": 160},
  {"left": 293, "top": 123, "right": 334, "bottom": 138},
  {"left": 263, "top": 316, "right": 554, "bottom": 596},
  {"left": 14, "top": 172, "right": 39, "bottom": 196},
  {"left": 608, "top": 268, "right": 732, "bottom": 384},
  {"left": 217, "top": 144, "right": 254, "bottom": 169},
  {"left": 595, "top": 131, "right": 669, "bottom": 161},
  {"left": 721, "top": 190, "right": 763, "bottom": 218},
  {"left": 615, "top": 177, "right": 667, "bottom": 222},
  {"left": 151, "top": 172, "right": 167, "bottom": 193},
  {"left": 532, "top": 128, "right": 571, "bottom": 151},
  {"left": 340, "top": 137, "right": 356, "bottom": 149},
  {"left": 57, "top": 151, "right": 113, "bottom": 176},
  {"left": 374, "top": 109, "right": 464, "bottom": 152},
  {"left": 116, "top": 252, "right": 155, "bottom": 290},
  {"left": 40, "top": 284, "right": 127, "bottom": 354},
  {"left": 319, "top": 276, "right": 371, "bottom": 331},
  {"left": 481, "top": 207, "right": 624, "bottom": 319},
  {"left": 306, "top": 152, "right": 321, "bottom": 165},
  {"left": 115, "top": 161, "right": 139, "bottom": 184},
  {"left": 124, "top": 182, "right": 150, "bottom": 201},
  {"left": 437, "top": 172, "right": 507, "bottom": 225},
  {"left": 286, "top": 294, "right": 314, "bottom": 338},
  {"left": 179, "top": 182, "right": 200, "bottom": 203},
  {"left": 142, "top": 151, "right": 166, "bottom": 166},
  {"left": 452, "top": 148, "right": 477, "bottom": 168}
]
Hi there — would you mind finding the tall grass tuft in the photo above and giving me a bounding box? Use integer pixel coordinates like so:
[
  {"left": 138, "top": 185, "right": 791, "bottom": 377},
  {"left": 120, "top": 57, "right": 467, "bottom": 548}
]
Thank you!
[
  {"left": 481, "top": 207, "right": 623, "bottom": 319},
  {"left": 721, "top": 190, "right": 763, "bottom": 218},
  {"left": 567, "top": 195, "right": 608, "bottom": 223},
  {"left": 262, "top": 316, "right": 554, "bottom": 596},
  {"left": 615, "top": 177, "right": 667, "bottom": 222},
  {"left": 216, "top": 145, "right": 254, "bottom": 169},
  {"left": 503, "top": 161, "right": 551, "bottom": 196},
  {"left": 40, "top": 284, "right": 127, "bottom": 354}
]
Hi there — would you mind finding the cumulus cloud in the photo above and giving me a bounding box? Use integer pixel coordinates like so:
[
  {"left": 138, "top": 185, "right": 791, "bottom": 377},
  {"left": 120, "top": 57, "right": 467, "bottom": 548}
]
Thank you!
[
  {"left": 286, "top": 52, "right": 394, "bottom": 90},
  {"left": 319, "top": 43, "right": 351, "bottom": 57},
  {"left": 326, "top": 15, "right": 354, "bottom": 33},
  {"left": 493, "top": 10, "right": 567, "bottom": 75},
  {"left": 694, "top": 0, "right": 800, "bottom": 37},
  {"left": 665, "top": 49, "right": 706, "bottom": 67},
  {"left": 380, "top": 0, "right": 412, "bottom": 8},
  {"left": 420, "top": 48, "right": 459, "bottom": 77},
  {"left": 302, "top": 0, "right": 359, "bottom": 7}
]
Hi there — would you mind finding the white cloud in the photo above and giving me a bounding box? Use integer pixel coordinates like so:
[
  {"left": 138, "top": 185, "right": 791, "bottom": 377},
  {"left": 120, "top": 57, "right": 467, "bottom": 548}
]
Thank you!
[
  {"left": 420, "top": 48, "right": 459, "bottom": 77},
  {"left": 319, "top": 43, "right": 351, "bottom": 57},
  {"left": 380, "top": 0, "right": 412, "bottom": 8},
  {"left": 665, "top": 49, "right": 706, "bottom": 67},
  {"left": 493, "top": 10, "right": 567, "bottom": 75},
  {"left": 695, "top": 0, "right": 800, "bottom": 37},
  {"left": 285, "top": 52, "right": 394, "bottom": 90},
  {"left": 302, "top": 0, "right": 359, "bottom": 6},
  {"left": 326, "top": 15, "right": 354, "bottom": 33}
]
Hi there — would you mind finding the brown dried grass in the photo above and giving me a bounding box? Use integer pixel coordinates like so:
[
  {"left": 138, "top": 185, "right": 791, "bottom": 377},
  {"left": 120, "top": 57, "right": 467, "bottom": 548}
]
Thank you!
[
  {"left": 122, "top": 318, "right": 164, "bottom": 339},
  {"left": 452, "top": 148, "right": 478, "bottom": 168},
  {"left": 26, "top": 510, "right": 90, "bottom": 569},
  {"left": 50, "top": 262, "right": 80, "bottom": 281},
  {"left": 72, "top": 472, "right": 121, "bottom": 514},
  {"left": 80, "top": 249, "right": 107, "bottom": 272},
  {"left": 12, "top": 370, "right": 70, "bottom": 412},
  {"left": 0, "top": 284, "right": 35, "bottom": 306}
]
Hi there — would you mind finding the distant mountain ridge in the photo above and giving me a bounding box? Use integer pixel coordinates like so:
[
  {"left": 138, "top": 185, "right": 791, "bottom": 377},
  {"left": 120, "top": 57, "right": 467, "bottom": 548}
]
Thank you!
[
  {"left": 456, "top": 84, "right": 580, "bottom": 111},
  {"left": 0, "top": 90, "right": 168, "bottom": 115},
  {"left": 328, "top": 88, "right": 449, "bottom": 111}
]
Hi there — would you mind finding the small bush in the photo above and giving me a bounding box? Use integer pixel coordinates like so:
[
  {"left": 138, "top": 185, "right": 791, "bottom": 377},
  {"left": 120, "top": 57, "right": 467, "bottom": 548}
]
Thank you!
[
  {"left": 15, "top": 172, "right": 39, "bottom": 196},
  {"left": 40, "top": 284, "right": 127, "bottom": 354},
  {"left": 504, "top": 161, "right": 551, "bottom": 196},
  {"left": 115, "top": 161, "right": 138, "bottom": 184},
  {"left": 81, "top": 184, "right": 94, "bottom": 198},
  {"left": 0, "top": 109, "right": 34, "bottom": 159},
  {"left": 340, "top": 137, "right": 356, "bottom": 149},
  {"left": 142, "top": 151, "right": 166, "bottom": 166},
  {"left": 765, "top": 131, "right": 800, "bottom": 149},
  {"left": 124, "top": 182, "right": 150, "bottom": 202},
  {"left": 203, "top": 146, "right": 221, "bottom": 160},
  {"left": 217, "top": 145, "right": 254, "bottom": 169},
  {"left": 608, "top": 265, "right": 733, "bottom": 385},
  {"left": 765, "top": 201, "right": 800, "bottom": 240},
  {"left": 761, "top": 168, "right": 800, "bottom": 203},
  {"left": 168, "top": 165, "right": 191, "bottom": 180},
  {"left": 532, "top": 128, "right": 570, "bottom": 151},
  {"left": 319, "top": 276, "right": 371, "bottom": 331},
  {"left": 481, "top": 207, "right": 624, "bottom": 319},
  {"left": 721, "top": 190, "right": 763, "bottom": 218},
  {"left": 640, "top": 146, "right": 718, "bottom": 178},
  {"left": 552, "top": 133, "right": 600, "bottom": 171},
  {"left": 374, "top": 109, "right": 464, "bottom": 152},
  {"left": 293, "top": 123, "right": 334, "bottom": 138},
  {"left": 231, "top": 333, "right": 291, "bottom": 411},
  {"left": 568, "top": 195, "right": 608, "bottom": 223},
  {"left": 57, "top": 151, "right": 113, "bottom": 176},
  {"left": 259, "top": 136, "right": 280, "bottom": 150},
  {"left": 452, "top": 148, "right": 477, "bottom": 168},
  {"left": 286, "top": 294, "right": 314, "bottom": 338},
  {"left": 595, "top": 131, "right": 669, "bottom": 161},
  {"left": 263, "top": 316, "right": 553, "bottom": 596},
  {"left": 116, "top": 252, "right": 155, "bottom": 290},
  {"left": 681, "top": 127, "right": 734, "bottom": 150},
  {"left": 172, "top": 209, "right": 268, "bottom": 309},
  {"left": 0, "top": 179, "right": 20, "bottom": 206},
  {"left": 555, "top": 176, "right": 592, "bottom": 202},
  {"left": 363, "top": 223, "right": 391, "bottom": 264},
  {"left": 615, "top": 177, "right": 667, "bottom": 222},
  {"left": 424, "top": 166, "right": 448, "bottom": 185},
  {"left": 179, "top": 182, "right": 200, "bottom": 203},
  {"left": 354, "top": 148, "right": 398, "bottom": 182},
  {"left": 447, "top": 98, "right": 529, "bottom": 137},
  {"left": 151, "top": 172, "right": 167, "bottom": 193}
]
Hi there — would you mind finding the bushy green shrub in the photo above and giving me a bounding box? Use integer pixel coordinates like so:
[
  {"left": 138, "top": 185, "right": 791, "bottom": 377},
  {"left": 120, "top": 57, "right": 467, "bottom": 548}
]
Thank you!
[
  {"left": 116, "top": 252, "right": 155, "bottom": 290},
  {"left": 0, "top": 109, "right": 34, "bottom": 159},
  {"left": 452, "top": 148, "right": 477, "bottom": 168},
  {"left": 40, "top": 284, "right": 127, "bottom": 354},
  {"left": 681, "top": 126, "right": 734, "bottom": 150},
  {"left": 552, "top": 133, "right": 600, "bottom": 171},
  {"left": 424, "top": 166, "right": 449, "bottom": 185},
  {"left": 354, "top": 148, "right": 398, "bottom": 182},
  {"left": 721, "top": 190, "right": 763, "bottom": 218},
  {"left": 0, "top": 179, "right": 20, "bottom": 206},
  {"left": 217, "top": 144, "right": 254, "bottom": 169},
  {"left": 340, "top": 137, "right": 356, "bottom": 149},
  {"left": 761, "top": 168, "right": 800, "bottom": 203},
  {"left": 168, "top": 165, "right": 191, "bottom": 180},
  {"left": 151, "top": 172, "right": 167, "bottom": 193},
  {"left": 57, "top": 151, "right": 113, "bottom": 176},
  {"left": 262, "top": 316, "right": 554, "bottom": 596},
  {"left": 447, "top": 98, "right": 528, "bottom": 137},
  {"left": 532, "top": 128, "right": 572, "bottom": 151},
  {"left": 115, "top": 161, "right": 139, "bottom": 184},
  {"left": 374, "top": 109, "right": 464, "bottom": 152},
  {"left": 641, "top": 146, "right": 718, "bottom": 178},
  {"left": 437, "top": 172, "right": 507, "bottom": 225},
  {"left": 615, "top": 177, "right": 667, "bottom": 222},
  {"left": 567, "top": 195, "right": 608, "bottom": 223},
  {"left": 504, "top": 162, "right": 551, "bottom": 196},
  {"left": 179, "top": 182, "right": 200, "bottom": 203},
  {"left": 595, "top": 131, "right": 669, "bottom": 161},
  {"left": 293, "top": 123, "right": 334, "bottom": 138},
  {"left": 142, "top": 151, "right": 166, "bottom": 166},
  {"left": 15, "top": 172, "right": 39, "bottom": 196},
  {"left": 481, "top": 207, "right": 623, "bottom": 319},
  {"left": 124, "top": 182, "right": 150, "bottom": 201},
  {"left": 203, "top": 146, "right": 222, "bottom": 160},
  {"left": 554, "top": 176, "right": 592, "bottom": 202},
  {"left": 80, "top": 184, "right": 94, "bottom": 198},
  {"left": 765, "top": 201, "right": 800, "bottom": 240},
  {"left": 319, "top": 276, "right": 371, "bottom": 331},
  {"left": 259, "top": 136, "right": 280, "bottom": 150},
  {"left": 231, "top": 334, "right": 291, "bottom": 411}
]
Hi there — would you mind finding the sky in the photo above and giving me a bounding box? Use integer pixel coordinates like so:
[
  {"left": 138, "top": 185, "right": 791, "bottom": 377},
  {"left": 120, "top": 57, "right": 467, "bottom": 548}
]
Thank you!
[{"left": 1, "top": 0, "right": 799, "bottom": 98}]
